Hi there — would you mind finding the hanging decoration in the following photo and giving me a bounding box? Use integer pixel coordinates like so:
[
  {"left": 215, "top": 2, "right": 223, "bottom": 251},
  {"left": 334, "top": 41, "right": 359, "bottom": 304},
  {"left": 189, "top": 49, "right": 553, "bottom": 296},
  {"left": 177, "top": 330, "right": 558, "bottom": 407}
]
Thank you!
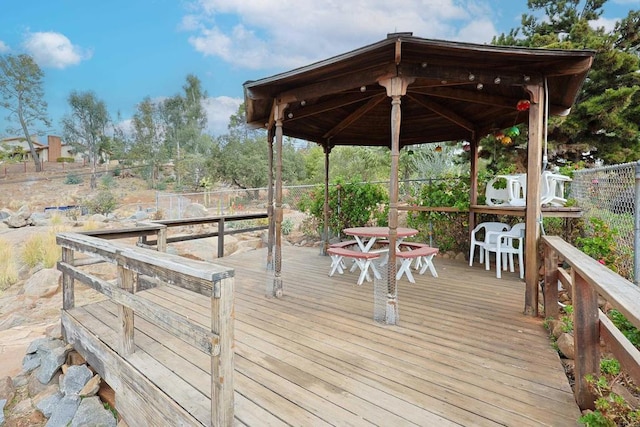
[
  {"left": 494, "top": 131, "right": 505, "bottom": 141},
  {"left": 516, "top": 99, "right": 530, "bottom": 111},
  {"left": 507, "top": 126, "right": 520, "bottom": 137},
  {"left": 435, "top": 145, "right": 442, "bottom": 152},
  {"left": 501, "top": 136, "right": 513, "bottom": 146}
]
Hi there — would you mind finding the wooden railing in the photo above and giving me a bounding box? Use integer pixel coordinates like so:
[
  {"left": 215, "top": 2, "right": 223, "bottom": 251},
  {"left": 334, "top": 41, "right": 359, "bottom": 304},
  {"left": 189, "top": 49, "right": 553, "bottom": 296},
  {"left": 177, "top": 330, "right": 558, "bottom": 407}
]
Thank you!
[
  {"left": 56, "top": 232, "right": 235, "bottom": 426},
  {"left": 542, "top": 235, "right": 640, "bottom": 410},
  {"left": 77, "top": 213, "right": 268, "bottom": 258}
]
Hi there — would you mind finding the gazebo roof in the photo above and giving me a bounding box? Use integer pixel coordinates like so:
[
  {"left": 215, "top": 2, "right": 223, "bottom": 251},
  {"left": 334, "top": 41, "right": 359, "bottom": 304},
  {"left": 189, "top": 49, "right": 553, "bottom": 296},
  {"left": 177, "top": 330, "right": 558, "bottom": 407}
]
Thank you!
[{"left": 243, "top": 33, "right": 594, "bottom": 148}]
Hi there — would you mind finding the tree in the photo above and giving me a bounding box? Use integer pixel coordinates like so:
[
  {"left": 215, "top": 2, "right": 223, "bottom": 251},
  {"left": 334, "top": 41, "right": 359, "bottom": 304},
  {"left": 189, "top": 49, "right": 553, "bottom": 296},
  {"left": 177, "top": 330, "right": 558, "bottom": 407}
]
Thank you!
[
  {"left": 494, "top": 0, "right": 640, "bottom": 165},
  {"left": 160, "top": 75, "right": 209, "bottom": 186},
  {"left": 214, "top": 104, "right": 306, "bottom": 192},
  {"left": 130, "top": 97, "right": 168, "bottom": 188},
  {"left": 0, "top": 54, "right": 51, "bottom": 171},
  {"left": 61, "top": 91, "right": 110, "bottom": 188}
]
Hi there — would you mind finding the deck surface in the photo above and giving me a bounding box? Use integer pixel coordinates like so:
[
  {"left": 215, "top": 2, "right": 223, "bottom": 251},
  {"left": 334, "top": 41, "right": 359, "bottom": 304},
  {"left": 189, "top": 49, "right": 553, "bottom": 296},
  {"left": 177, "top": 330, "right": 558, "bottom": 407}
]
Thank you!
[{"left": 67, "top": 245, "right": 581, "bottom": 426}]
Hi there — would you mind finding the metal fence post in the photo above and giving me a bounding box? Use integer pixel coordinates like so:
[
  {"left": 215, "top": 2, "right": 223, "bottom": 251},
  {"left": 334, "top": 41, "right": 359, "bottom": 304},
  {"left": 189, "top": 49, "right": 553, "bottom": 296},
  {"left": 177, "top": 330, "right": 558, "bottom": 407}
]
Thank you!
[{"left": 634, "top": 161, "right": 640, "bottom": 285}]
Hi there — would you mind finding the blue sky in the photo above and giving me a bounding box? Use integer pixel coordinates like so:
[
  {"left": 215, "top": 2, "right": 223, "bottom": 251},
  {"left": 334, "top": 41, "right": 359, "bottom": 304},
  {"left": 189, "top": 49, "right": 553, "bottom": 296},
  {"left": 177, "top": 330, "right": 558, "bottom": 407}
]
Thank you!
[{"left": 0, "top": 0, "right": 638, "bottom": 141}]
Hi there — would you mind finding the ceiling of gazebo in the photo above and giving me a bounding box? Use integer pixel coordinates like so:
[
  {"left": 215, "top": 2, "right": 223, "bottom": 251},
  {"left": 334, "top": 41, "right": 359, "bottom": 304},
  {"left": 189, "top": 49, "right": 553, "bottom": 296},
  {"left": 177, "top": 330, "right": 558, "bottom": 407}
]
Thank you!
[{"left": 244, "top": 33, "right": 595, "bottom": 149}]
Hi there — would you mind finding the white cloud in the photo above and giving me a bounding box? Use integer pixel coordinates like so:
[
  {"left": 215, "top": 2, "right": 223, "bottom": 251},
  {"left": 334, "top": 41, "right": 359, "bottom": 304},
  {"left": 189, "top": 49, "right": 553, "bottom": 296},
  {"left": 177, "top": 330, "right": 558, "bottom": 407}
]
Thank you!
[
  {"left": 0, "top": 40, "right": 9, "bottom": 53},
  {"left": 203, "top": 95, "right": 242, "bottom": 136},
  {"left": 22, "top": 32, "right": 92, "bottom": 69},
  {"left": 184, "top": 0, "right": 501, "bottom": 70},
  {"left": 590, "top": 17, "right": 620, "bottom": 33}
]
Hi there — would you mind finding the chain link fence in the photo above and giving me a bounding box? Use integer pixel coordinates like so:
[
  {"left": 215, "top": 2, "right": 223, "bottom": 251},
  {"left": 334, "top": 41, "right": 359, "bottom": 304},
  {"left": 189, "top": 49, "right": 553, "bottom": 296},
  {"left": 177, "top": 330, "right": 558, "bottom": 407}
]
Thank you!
[{"left": 571, "top": 161, "right": 638, "bottom": 281}]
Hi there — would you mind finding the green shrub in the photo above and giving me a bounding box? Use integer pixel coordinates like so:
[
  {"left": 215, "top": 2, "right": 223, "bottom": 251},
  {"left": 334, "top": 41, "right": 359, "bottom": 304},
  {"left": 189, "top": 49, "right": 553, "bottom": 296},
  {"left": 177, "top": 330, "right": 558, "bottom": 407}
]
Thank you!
[
  {"left": 282, "top": 218, "right": 294, "bottom": 235},
  {"left": 406, "top": 175, "right": 470, "bottom": 252},
  {"left": 64, "top": 173, "right": 82, "bottom": 185},
  {"left": 100, "top": 174, "right": 115, "bottom": 189},
  {"left": 85, "top": 190, "right": 118, "bottom": 215},
  {"left": 576, "top": 217, "right": 620, "bottom": 272},
  {"left": 56, "top": 157, "right": 75, "bottom": 163},
  {"left": 608, "top": 309, "right": 640, "bottom": 349},
  {"left": 298, "top": 178, "right": 388, "bottom": 239}
]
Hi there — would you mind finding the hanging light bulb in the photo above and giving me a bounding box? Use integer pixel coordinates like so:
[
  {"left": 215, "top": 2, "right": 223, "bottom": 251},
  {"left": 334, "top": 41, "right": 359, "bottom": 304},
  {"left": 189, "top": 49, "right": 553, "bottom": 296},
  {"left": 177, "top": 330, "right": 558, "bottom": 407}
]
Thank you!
[{"left": 435, "top": 145, "right": 442, "bottom": 153}]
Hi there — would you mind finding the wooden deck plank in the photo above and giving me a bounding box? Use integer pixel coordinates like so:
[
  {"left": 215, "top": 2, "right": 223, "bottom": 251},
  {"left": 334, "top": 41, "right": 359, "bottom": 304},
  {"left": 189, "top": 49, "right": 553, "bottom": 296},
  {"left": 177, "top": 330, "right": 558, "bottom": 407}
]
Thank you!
[{"left": 67, "top": 246, "right": 582, "bottom": 426}]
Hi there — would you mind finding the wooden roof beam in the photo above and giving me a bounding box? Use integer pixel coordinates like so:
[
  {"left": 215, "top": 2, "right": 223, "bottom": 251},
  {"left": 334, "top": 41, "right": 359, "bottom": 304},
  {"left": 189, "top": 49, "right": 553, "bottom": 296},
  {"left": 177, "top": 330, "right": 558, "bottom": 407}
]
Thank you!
[
  {"left": 399, "top": 64, "right": 543, "bottom": 87},
  {"left": 413, "top": 87, "right": 518, "bottom": 109},
  {"left": 284, "top": 92, "right": 384, "bottom": 122},
  {"left": 323, "top": 94, "right": 387, "bottom": 139},
  {"left": 407, "top": 93, "right": 476, "bottom": 132},
  {"left": 274, "top": 64, "right": 397, "bottom": 104}
]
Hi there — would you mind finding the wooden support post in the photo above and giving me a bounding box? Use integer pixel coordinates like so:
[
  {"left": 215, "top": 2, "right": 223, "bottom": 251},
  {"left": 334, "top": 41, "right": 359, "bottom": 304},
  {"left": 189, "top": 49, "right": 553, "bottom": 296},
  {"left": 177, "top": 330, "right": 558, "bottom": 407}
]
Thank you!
[
  {"left": 322, "top": 143, "right": 331, "bottom": 256},
  {"left": 117, "top": 263, "right": 135, "bottom": 356},
  {"left": 468, "top": 137, "right": 479, "bottom": 237},
  {"left": 573, "top": 272, "right": 599, "bottom": 410},
  {"left": 157, "top": 225, "right": 167, "bottom": 252},
  {"left": 543, "top": 245, "right": 559, "bottom": 318},
  {"left": 62, "top": 248, "right": 75, "bottom": 311},
  {"left": 211, "top": 276, "right": 234, "bottom": 426},
  {"left": 524, "top": 82, "right": 544, "bottom": 316},
  {"left": 217, "top": 218, "right": 225, "bottom": 258},
  {"left": 379, "top": 75, "right": 414, "bottom": 325},
  {"left": 267, "top": 129, "right": 275, "bottom": 270},
  {"left": 271, "top": 103, "right": 287, "bottom": 297}
]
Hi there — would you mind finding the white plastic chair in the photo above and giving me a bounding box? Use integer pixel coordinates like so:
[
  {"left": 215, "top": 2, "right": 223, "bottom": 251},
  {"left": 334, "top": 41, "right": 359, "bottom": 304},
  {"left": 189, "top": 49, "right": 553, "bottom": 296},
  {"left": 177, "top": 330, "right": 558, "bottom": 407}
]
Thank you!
[
  {"left": 541, "top": 171, "right": 572, "bottom": 206},
  {"left": 485, "top": 177, "right": 510, "bottom": 206},
  {"left": 469, "top": 222, "right": 511, "bottom": 266},
  {"left": 484, "top": 223, "right": 525, "bottom": 279}
]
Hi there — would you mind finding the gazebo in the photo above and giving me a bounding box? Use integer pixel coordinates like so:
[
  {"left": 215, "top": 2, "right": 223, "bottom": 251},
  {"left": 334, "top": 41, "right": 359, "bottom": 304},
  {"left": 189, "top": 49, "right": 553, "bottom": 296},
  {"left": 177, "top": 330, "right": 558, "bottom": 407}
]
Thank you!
[{"left": 243, "top": 32, "right": 594, "bottom": 324}]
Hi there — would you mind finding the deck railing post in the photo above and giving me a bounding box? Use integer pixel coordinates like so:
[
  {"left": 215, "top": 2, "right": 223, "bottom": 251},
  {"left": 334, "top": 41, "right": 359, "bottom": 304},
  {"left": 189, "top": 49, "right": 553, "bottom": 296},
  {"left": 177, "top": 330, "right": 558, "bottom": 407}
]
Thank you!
[
  {"left": 543, "top": 244, "right": 559, "bottom": 318},
  {"left": 117, "top": 261, "right": 135, "bottom": 356},
  {"left": 61, "top": 247, "right": 75, "bottom": 311},
  {"left": 218, "top": 218, "right": 225, "bottom": 258},
  {"left": 211, "top": 276, "right": 234, "bottom": 426},
  {"left": 157, "top": 225, "right": 167, "bottom": 252},
  {"left": 573, "top": 271, "right": 599, "bottom": 410}
]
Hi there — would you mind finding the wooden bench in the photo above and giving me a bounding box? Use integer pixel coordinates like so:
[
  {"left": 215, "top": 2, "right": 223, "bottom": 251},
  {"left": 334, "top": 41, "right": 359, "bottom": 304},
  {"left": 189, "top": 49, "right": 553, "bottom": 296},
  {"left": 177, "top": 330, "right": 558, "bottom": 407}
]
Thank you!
[
  {"left": 396, "top": 243, "right": 439, "bottom": 283},
  {"left": 328, "top": 240, "right": 359, "bottom": 271},
  {"left": 327, "top": 247, "right": 381, "bottom": 285}
]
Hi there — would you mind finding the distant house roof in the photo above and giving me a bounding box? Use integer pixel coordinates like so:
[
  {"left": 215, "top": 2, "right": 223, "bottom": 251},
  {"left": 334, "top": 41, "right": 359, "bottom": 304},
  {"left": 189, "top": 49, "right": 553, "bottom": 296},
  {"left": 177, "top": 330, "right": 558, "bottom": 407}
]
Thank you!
[
  {"left": 1, "top": 136, "right": 46, "bottom": 148},
  {"left": 244, "top": 33, "right": 595, "bottom": 148}
]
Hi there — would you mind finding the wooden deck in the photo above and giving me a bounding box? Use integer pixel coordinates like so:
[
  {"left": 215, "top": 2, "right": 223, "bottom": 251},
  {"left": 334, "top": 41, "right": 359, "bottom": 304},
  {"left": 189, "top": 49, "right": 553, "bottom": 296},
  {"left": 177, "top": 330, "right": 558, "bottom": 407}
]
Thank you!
[{"left": 64, "top": 245, "right": 581, "bottom": 426}]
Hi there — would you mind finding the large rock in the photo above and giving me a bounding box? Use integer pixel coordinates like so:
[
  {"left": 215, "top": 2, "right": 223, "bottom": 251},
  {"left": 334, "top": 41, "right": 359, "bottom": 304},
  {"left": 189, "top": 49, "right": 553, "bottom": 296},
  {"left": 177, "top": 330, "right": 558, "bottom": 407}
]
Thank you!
[
  {"left": 5, "top": 205, "right": 33, "bottom": 228},
  {"left": 556, "top": 333, "right": 575, "bottom": 359},
  {"left": 60, "top": 365, "right": 93, "bottom": 396},
  {"left": 183, "top": 203, "right": 208, "bottom": 218},
  {"left": 23, "top": 269, "right": 61, "bottom": 298},
  {"left": 0, "top": 376, "right": 15, "bottom": 402},
  {"left": 36, "top": 344, "right": 71, "bottom": 384},
  {"left": 46, "top": 394, "right": 80, "bottom": 427},
  {"left": 71, "top": 396, "right": 116, "bottom": 427},
  {"left": 0, "top": 399, "right": 5, "bottom": 426}
]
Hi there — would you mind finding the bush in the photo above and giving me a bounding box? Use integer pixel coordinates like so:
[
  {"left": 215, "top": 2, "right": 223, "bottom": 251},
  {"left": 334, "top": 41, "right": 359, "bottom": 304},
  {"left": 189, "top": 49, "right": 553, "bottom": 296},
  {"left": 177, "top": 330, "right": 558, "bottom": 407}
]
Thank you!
[
  {"left": 0, "top": 238, "right": 18, "bottom": 290},
  {"left": 22, "top": 232, "right": 60, "bottom": 269},
  {"left": 298, "top": 178, "right": 388, "bottom": 239},
  {"left": 407, "top": 175, "right": 470, "bottom": 252},
  {"left": 85, "top": 190, "right": 118, "bottom": 215},
  {"left": 64, "top": 173, "right": 82, "bottom": 185},
  {"left": 576, "top": 217, "right": 620, "bottom": 272},
  {"left": 56, "top": 157, "right": 75, "bottom": 163}
]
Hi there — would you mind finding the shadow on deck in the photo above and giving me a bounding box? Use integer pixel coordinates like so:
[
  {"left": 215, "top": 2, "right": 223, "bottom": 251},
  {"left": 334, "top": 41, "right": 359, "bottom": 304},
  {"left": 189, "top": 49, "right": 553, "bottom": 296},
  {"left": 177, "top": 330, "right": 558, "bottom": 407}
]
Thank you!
[{"left": 64, "top": 245, "right": 581, "bottom": 426}]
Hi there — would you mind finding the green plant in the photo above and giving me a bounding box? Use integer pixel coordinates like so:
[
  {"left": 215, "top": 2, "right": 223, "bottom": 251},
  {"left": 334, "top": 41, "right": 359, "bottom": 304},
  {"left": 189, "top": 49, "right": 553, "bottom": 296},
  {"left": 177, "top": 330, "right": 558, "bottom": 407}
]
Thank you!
[
  {"left": 579, "top": 373, "right": 640, "bottom": 426},
  {"left": 608, "top": 309, "right": 640, "bottom": 349},
  {"left": 576, "top": 217, "right": 620, "bottom": 272},
  {"left": 406, "top": 175, "right": 470, "bottom": 252},
  {"left": 100, "top": 174, "right": 115, "bottom": 189},
  {"left": 64, "top": 173, "right": 82, "bottom": 185},
  {"left": 281, "top": 218, "right": 294, "bottom": 235},
  {"left": 600, "top": 358, "right": 621, "bottom": 376},
  {"left": 298, "top": 178, "right": 388, "bottom": 239},
  {"left": 561, "top": 305, "right": 574, "bottom": 333},
  {"left": 56, "top": 156, "right": 75, "bottom": 163},
  {"left": 85, "top": 190, "right": 118, "bottom": 215}
]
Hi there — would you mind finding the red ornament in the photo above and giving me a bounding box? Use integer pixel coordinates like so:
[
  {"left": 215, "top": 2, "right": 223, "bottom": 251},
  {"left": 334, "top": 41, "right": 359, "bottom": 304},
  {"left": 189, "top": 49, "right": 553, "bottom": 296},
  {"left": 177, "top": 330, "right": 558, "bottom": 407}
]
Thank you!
[
  {"left": 494, "top": 131, "right": 505, "bottom": 141},
  {"left": 516, "top": 99, "right": 530, "bottom": 111}
]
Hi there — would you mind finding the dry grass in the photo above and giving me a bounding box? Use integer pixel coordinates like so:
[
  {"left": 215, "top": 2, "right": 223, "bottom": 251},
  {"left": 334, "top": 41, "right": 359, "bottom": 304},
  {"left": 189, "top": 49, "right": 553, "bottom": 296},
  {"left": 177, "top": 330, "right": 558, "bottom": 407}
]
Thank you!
[
  {"left": 22, "top": 231, "right": 61, "bottom": 269},
  {"left": 81, "top": 219, "right": 101, "bottom": 231},
  {"left": 0, "top": 238, "right": 18, "bottom": 290}
]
